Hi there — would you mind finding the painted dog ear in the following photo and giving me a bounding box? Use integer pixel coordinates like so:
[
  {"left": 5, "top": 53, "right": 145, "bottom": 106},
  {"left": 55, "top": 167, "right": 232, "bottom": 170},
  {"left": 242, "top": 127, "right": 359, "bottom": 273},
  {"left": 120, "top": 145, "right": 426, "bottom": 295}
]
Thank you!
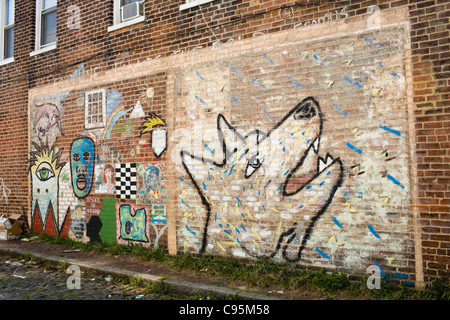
[{"left": 217, "top": 114, "right": 245, "bottom": 162}]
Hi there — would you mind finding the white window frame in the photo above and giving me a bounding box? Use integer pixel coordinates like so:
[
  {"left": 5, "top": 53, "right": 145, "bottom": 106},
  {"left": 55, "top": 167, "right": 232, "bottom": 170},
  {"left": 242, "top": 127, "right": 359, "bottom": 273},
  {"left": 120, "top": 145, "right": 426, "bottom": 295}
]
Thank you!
[
  {"left": 31, "top": 0, "right": 57, "bottom": 56},
  {"left": 0, "top": 0, "right": 14, "bottom": 65},
  {"left": 180, "top": 0, "right": 215, "bottom": 11},
  {"left": 85, "top": 89, "right": 107, "bottom": 129},
  {"left": 108, "top": 0, "right": 145, "bottom": 33}
]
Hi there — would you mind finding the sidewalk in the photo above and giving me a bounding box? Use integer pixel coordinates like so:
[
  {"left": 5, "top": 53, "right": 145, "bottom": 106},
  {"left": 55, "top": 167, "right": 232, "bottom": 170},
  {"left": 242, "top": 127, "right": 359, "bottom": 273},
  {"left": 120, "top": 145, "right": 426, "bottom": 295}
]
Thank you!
[{"left": 0, "top": 239, "right": 294, "bottom": 300}]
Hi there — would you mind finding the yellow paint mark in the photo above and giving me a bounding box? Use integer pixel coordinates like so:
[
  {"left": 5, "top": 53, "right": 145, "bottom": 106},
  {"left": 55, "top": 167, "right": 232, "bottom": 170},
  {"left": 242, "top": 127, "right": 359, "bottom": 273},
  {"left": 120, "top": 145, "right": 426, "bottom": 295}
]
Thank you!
[
  {"left": 245, "top": 207, "right": 254, "bottom": 218},
  {"left": 251, "top": 238, "right": 260, "bottom": 250},
  {"left": 352, "top": 128, "right": 362, "bottom": 136},
  {"left": 378, "top": 196, "right": 390, "bottom": 205},
  {"left": 221, "top": 217, "right": 235, "bottom": 231},
  {"left": 385, "top": 257, "right": 403, "bottom": 267},
  {"left": 217, "top": 242, "right": 226, "bottom": 252},
  {"left": 328, "top": 235, "right": 344, "bottom": 246},
  {"left": 222, "top": 241, "right": 238, "bottom": 247},
  {"left": 344, "top": 200, "right": 356, "bottom": 212},
  {"left": 251, "top": 227, "right": 262, "bottom": 243}
]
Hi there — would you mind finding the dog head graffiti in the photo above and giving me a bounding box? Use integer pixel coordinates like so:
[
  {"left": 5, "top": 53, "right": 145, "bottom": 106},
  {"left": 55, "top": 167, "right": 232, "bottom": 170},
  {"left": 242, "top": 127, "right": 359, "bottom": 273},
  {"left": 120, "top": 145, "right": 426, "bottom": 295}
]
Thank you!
[
  {"left": 181, "top": 97, "right": 344, "bottom": 262},
  {"left": 29, "top": 139, "right": 65, "bottom": 233},
  {"left": 33, "top": 102, "right": 64, "bottom": 137},
  {"left": 70, "top": 137, "right": 95, "bottom": 198}
]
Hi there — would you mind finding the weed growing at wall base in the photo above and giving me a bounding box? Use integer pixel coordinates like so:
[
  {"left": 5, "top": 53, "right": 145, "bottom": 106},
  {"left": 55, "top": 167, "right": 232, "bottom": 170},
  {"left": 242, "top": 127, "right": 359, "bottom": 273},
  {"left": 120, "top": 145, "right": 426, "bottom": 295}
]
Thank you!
[{"left": 25, "top": 233, "right": 450, "bottom": 300}]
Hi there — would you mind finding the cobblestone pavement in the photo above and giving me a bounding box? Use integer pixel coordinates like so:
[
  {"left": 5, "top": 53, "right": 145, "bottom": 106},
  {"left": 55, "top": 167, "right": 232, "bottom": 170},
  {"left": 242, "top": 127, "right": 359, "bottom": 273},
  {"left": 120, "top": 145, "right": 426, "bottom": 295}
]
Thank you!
[{"left": 0, "top": 255, "right": 168, "bottom": 300}]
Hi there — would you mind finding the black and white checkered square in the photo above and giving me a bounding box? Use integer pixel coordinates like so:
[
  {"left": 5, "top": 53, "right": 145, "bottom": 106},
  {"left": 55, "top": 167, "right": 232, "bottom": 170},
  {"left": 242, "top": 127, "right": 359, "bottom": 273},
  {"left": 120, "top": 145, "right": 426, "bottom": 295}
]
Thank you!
[{"left": 115, "top": 163, "right": 137, "bottom": 199}]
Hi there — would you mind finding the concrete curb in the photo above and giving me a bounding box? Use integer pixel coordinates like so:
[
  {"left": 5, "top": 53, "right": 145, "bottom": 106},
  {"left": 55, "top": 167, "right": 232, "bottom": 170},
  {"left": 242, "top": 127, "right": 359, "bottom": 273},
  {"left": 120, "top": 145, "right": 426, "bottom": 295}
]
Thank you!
[{"left": 0, "top": 246, "right": 281, "bottom": 300}]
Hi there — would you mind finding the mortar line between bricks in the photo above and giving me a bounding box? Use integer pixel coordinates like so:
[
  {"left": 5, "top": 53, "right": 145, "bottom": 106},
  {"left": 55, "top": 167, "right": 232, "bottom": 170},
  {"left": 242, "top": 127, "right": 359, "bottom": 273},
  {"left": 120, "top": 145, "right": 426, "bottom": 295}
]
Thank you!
[{"left": 0, "top": 245, "right": 280, "bottom": 300}]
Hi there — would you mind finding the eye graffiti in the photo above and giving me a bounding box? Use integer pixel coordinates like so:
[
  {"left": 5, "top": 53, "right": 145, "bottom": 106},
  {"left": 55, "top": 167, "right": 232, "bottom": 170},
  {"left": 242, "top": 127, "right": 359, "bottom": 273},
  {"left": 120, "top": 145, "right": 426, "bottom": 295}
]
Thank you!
[
  {"left": 35, "top": 162, "right": 55, "bottom": 181},
  {"left": 29, "top": 139, "right": 67, "bottom": 236},
  {"left": 70, "top": 137, "right": 95, "bottom": 198}
]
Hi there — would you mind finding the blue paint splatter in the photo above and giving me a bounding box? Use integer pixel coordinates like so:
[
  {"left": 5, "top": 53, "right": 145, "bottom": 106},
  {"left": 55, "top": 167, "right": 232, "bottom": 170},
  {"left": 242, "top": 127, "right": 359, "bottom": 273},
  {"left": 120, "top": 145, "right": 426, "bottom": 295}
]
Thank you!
[
  {"left": 262, "top": 53, "right": 274, "bottom": 64},
  {"left": 195, "top": 70, "right": 205, "bottom": 80},
  {"left": 186, "top": 225, "right": 196, "bottom": 235},
  {"left": 253, "top": 78, "right": 266, "bottom": 88},
  {"left": 315, "top": 247, "right": 331, "bottom": 259},
  {"left": 346, "top": 142, "right": 363, "bottom": 154},
  {"left": 364, "top": 37, "right": 382, "bottom": 49},
  {"left": 284, "top": 169, "right": 290, "bottom": 176},
  {"left": 181, "top": 199, "right": 190, "bottom": 207},
  {"left": 333, "top": 103, "right": 349, "bottom": 116},
  {"left": 195, "top": 95, "right": 207, "bottom": 105},
  {"left": 204, "top": 144, "right": 215, "bottom": 154},
  {"left": 264, "top": 109, "right": 276, "bottom": 122},
  {"left": 202, "top": 182, "right": 207, "bottom": 191},
  {"left": 288, "top": 76, "right": 304, "bottom": 88},
  {"left": 228, "top": 92, "right": 239, "bottom": 104},
  {"left": 180, "top": 177, "right": 184, "bottom": 181},
  {"left": 393, "top": 273, "right": 409, "bottom": 279},
  {"left": 236, "top": 197, "right": 242, "bottom": 206},
  {"left": 333, "top": 217, "right": 342, "bottom": 228},
  {"left": 312, "top": 54, "right": 326, "bottom": 69},
  {"left": 368, "top": 225, "right": 381, "bottom": 238},
  {"left": 228, "top": 165, "right": 235, "bottom": 176},
  {"left": 241, "top": 224, "right": 246, "bottom": 232},
  {"left": 345, "top": 76, "right": 363, "bottom": 88},
  {"left": 387, "top": 174, "right": 405, "bottom": 189},
  {"left": 224, "top": 230, "right": 231, "bottom": 235},
  {"left": 379, "top": 125, "right": 401, "bottom": 136},
  {"left": 230, "top": 66, "right": 243, "bottom": 76}
]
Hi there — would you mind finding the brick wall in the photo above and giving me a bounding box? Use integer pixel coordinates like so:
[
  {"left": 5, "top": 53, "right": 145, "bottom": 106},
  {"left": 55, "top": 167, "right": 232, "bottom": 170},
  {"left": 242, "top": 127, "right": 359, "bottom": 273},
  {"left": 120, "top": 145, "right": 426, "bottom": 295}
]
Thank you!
[{"left": 0, "top": 0, "right": 448, "bottom": 286}]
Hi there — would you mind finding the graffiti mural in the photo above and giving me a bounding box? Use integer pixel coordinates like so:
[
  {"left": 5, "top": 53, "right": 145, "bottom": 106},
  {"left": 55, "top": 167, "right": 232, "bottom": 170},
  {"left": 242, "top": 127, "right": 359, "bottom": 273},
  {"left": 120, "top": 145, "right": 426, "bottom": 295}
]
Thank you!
[
  {"left": 69, "top": 205, "right": 89, "bottom": 242},
  {"left": 95, "top": 162, "right": 116, "bottom": 194},
  {"left": 115, "top": 163, "right": 137, "bottom": 199},
  {"left": 181, "top": 97, "right": 343, "bottom": 261},
  {"left": 33, "top": 102, "right": 64, "bottom": 137},
  {"left": 117, "top": 203, "right": 149, "bottom": 244},
  {"left": 151, "top": 204, "right": 167, "bottom": 249},
  {"left": 30, "top": 91, "right": 70, "bottom": 145},
  {"left": 141, "top": 114, "right": 167, "bottom": 158},
  {"left": 136, "top": 163, "right": 166, "bottom": 204},
  {"left": 70, "top": 137, "right": 95, "bottom": 198},
  {"left": 29, "top": 139, "right": 69, "bottom": 236}
]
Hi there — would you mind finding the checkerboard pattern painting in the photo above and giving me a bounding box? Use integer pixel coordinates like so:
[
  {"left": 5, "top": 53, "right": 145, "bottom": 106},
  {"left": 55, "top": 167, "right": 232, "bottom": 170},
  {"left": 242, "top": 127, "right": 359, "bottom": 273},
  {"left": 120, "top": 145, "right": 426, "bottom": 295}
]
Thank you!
[{"left": 115, "top": 163, "right": 137, "bottom": 199}]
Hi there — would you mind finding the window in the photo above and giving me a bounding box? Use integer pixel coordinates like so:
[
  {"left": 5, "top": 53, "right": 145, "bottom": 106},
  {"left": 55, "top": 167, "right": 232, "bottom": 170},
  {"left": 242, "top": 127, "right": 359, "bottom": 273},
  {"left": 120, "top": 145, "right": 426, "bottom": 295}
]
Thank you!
[
  {"left": 85, "top": 89, "right": 107, "bottom": 129},
  {"left": 108, "top": 0, "right": 145, "bottom": 32},
  {"left": 31, "top": 0, "right": 57, "bottom": 56},
  {"left": 0, "top": 0, "right": 14, "bottom": 64},
  {"left": 180, "top": 0, "right": 215, "bottom": 11}
]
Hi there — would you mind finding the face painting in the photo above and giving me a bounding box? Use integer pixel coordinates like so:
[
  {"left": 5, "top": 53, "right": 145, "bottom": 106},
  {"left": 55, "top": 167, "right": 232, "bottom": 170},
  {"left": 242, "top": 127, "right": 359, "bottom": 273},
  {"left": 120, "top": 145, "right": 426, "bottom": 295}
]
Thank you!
[
  {"left": 29, "top": 141, "right": 65, "bottom": 231},
  {"left": 71, "top": 137, "right": 95, "bottom": 198}
]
